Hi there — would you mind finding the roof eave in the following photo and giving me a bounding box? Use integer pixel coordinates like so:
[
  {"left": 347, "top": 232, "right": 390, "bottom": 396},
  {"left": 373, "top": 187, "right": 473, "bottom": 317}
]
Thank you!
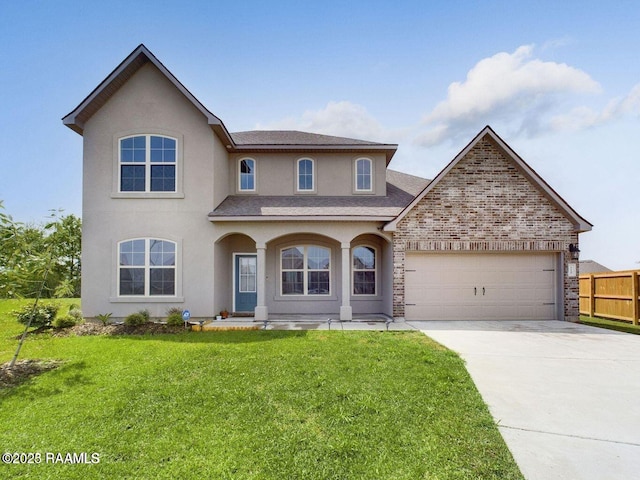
[
  {"left": 228, "top": 144, "right": 398, "bottom": 163},
  {"left": 62, "top": 44, "right": 235, "bottom": 146},
  {"left": 485, "top": 127, "right": 593, "bottom": 233},
  {"left": 209, "top": 215, "right": 395, "bottom": 222},
  {"left": 385, "top": 126, "right": 593, "bottom": 233}
]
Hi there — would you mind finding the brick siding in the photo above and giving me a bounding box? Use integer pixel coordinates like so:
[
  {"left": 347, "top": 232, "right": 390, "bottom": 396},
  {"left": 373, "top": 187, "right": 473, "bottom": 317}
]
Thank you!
[{"left": 393, "top": 135, "right": 579, "bottom": 320}]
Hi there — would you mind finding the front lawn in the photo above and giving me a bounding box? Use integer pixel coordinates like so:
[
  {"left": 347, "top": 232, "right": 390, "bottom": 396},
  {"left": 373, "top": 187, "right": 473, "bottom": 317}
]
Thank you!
[{"left": 0, "top": 299, "right": 522, "bottom": 479}]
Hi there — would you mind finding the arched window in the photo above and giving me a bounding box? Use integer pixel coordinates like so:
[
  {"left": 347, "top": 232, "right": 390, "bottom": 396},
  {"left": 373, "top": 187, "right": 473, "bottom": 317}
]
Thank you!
[
  {"left": 352, "top": 245, "right": 376, "bottom": 295},
  {"left": 297, "top": 158, "right": 314, "bottom": 192},
  {"left": 239, "top": 158, "right": 256, "bottom": 191},
  {"left": 281, "top": 245, "right": 330, "bottom": 295},
  {"left": 355, "top": 158, "right": 372, "bottom": 192},
  {"left": 118, "top": 238, "right": 176, "bottom": 296},
  {"left": 120, "top": 135, "right": 177, "bottom": 192}
]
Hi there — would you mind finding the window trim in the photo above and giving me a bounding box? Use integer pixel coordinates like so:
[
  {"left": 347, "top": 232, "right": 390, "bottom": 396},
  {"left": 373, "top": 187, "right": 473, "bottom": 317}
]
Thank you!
[
  {"left": 280, "top": 245, "right": 331, "bottom": 296},
  {"left": 352, "top": 245, "right": 377, "bottom": 296},
  {"left": 115, "top": 237, "right": 181, "bottom": 300},
  {"left": 238, "top": 158, "right": 257, "bottom": 193},
  {"left": 112, "top": 131, "right": 184, "bottom": 199},
  {"left": 354, "top": 157, "right": 374, "bottom": 193},
  {"left": 296, "top": 158, "right": 316, "bottom": 193}
]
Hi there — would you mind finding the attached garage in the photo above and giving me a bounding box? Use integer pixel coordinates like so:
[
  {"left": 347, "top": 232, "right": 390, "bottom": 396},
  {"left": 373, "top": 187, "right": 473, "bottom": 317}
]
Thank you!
[{"left": 404, "top": 252, "right": 559, "bottom": 321}]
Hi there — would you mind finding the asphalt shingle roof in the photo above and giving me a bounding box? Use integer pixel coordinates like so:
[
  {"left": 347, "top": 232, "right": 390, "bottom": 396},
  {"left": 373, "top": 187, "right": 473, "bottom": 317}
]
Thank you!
[
  {"left": 230, "top": 130, "right": 392, "bottom": 146},
  {"left": 209, "top": 170, "right": 430, "bottom": 219}
]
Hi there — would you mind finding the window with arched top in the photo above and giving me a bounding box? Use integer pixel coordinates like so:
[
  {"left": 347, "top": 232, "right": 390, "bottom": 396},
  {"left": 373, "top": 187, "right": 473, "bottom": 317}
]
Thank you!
[
  {"left": 239, "top": 158, "right": 256, "bottom": 191},
  {"left": 118, "top": 238, "right": 176, "bottom": 296},
  {"left": 355, "top": 158, "right": 372, "bottom": 192},
  {"left": 352, "top": 245, "right": 376, "bottom": 295},
  {"left": 281, "top": 245, "right": 330, "bottom": 295},
  {"left": 297, "top": 158, "right": 314, "bottom": 192},
  {"left": 119, "top": 135, "right": 177, "bottom": 192}
]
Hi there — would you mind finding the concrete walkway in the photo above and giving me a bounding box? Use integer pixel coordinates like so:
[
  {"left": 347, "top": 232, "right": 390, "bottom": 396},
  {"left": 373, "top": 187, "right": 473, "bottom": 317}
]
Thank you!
[
  {"left": 197, "top": 315, "right": 415, "bottom": 331},
  {"left": 408, "top": 320, "right": 640, "bottom": 480}
]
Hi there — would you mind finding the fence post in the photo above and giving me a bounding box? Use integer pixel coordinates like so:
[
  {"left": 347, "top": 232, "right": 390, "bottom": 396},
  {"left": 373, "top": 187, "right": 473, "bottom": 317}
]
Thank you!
[
  {"left": 633, "top": 272, "right": 639, "bottom": 326},
  {"left": 589, "top": 274, "right": 595, "bottom": 318}
]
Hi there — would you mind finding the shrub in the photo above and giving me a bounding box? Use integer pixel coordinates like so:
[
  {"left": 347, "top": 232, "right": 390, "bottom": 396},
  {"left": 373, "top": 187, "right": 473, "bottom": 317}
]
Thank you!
[
  {"left": 53, "top": 315, "right": 77, "bottom": 329},
  {"left": 139, "top": 309, "right": 150, "bottom": 322},
  {"left": 124, "top": 312, "right": 147, "bottom": 326},
  {"left": 68, "top": 307, "right": 84, "bottom": 324},
  {"left": 96, "top": 313, "right": 112, "bottom": 326},
  {"left": 13, "top": 303, "right": 60, "bottom": 329},
  {"left": 166, "top": 307, "right": 182, "bottom": 317},
  {"left": 166, "top": 312, "right": 184, "bottom": 327}
]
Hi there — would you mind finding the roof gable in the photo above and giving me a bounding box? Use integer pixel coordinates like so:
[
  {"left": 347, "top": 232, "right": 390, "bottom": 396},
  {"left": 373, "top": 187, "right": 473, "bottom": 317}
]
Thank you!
[
  {"left": 62, "top": 44, "right": 233, "bottom": 144},
  {"left": 62, "top": 45, "right": 398, "bottom": 160},
  {"left": 385, "top": 126, "right": 592, "bottom": 232}
]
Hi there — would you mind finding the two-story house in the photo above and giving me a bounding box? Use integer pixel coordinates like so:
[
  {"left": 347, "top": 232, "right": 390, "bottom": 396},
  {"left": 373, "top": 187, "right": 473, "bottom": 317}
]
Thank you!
[{"left": 63, "top": 45, "right": 591, "bottom": 322}]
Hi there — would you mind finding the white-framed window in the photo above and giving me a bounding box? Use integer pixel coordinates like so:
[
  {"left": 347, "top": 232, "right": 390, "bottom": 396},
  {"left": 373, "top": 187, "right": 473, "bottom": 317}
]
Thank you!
[
  {"left": 119, "top": 135, "right": 177, "bottom": 192},
  {"left": 281, "top": 245, "right": 330, "bottom": 295},
  {"left": 352, "top": 245, "right": 376, "bottom": 295},
  {"left": 297, "top": 158, "right": 314, "bottom": 192},
  {"left": 355, "top": 158, "right": 372, "bottom": 192},
  {"left": 239, "top": 158, "right": 256, "bottom": 192},
  {"left": 118, "top": 238, "right": 176, "bottom": 296}
]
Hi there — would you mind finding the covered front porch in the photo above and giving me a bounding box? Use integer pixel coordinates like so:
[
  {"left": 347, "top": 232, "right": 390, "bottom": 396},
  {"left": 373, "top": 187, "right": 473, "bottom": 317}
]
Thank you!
[{"left": 212, "top": 222, "right": 393, "bottom": 321}]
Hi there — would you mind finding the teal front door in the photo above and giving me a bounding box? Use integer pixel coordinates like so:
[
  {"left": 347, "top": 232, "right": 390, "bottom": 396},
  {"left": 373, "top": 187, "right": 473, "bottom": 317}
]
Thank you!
[{"left": 235, "top": 254, "right": 257, "bottom": 313}]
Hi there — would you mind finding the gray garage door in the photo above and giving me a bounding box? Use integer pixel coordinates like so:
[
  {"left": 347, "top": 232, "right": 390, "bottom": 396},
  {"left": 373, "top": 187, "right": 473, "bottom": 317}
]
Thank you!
[{"left": 404, "top": 253, "right": 558, "bottom": 320}]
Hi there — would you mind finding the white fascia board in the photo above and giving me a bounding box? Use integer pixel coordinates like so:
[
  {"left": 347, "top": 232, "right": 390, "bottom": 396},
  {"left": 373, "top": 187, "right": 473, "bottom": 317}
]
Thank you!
[{"left": 208, "top": 215, "right": 394, "bottom": 222}]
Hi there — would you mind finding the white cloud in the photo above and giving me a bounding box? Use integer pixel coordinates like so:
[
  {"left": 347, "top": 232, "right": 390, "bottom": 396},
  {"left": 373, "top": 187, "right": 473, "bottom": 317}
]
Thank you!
[
  {"left": 417, "top": 45, "right": 602, "bottom": 146},
  {"left": 253, "top": 48, "right": 639, "bottom": 152},
  {"left": 255, "top": 100, "right": 397, "bottom": 142},
  {"left": 550, "top": 82, "right": 640, "bottom": 132}
]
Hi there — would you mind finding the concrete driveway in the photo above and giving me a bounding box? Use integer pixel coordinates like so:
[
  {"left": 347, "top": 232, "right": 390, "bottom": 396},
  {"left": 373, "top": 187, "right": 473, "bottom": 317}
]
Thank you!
[{"left": 409, "top": 320, "right": 640, "bottom": 480}]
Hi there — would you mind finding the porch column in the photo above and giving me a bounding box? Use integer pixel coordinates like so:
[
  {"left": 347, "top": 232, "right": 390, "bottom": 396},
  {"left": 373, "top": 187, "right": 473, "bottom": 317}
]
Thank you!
[
  {"left": 254, "top": 243, "right": 268, "bottom": 321},
  {"left": 340, "top": 243, "right": 352, "bottom": 321}
]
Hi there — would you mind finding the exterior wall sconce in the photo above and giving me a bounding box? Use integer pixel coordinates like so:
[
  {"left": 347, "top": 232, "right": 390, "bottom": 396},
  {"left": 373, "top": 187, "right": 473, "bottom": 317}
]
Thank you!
[{"left": 569, "top": 243, "right": 580, "bottom": 260}]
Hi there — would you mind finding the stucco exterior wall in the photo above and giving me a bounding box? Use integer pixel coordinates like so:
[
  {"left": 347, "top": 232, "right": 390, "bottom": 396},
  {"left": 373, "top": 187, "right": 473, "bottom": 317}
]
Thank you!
[
  {"left": 212, "top": 222, "right": 392, "bottom": 317},
  {"left": 229, "top": 153, "right": 387, "bottom": 196},
  {"left": 81, "top": 63, "right": 225, "bottom": 319},
  {"left": 392, "top": 136, "right": 580, "bottom": 320}
]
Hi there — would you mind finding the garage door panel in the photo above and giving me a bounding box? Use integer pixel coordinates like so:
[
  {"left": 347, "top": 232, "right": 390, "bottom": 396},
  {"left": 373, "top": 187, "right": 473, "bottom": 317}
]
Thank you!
[
  {"left": 406, "top": 286, "right": 466, "bottom": 303},
  {"left": 405, "top": 253, "right": 557, "bottom": 321}
]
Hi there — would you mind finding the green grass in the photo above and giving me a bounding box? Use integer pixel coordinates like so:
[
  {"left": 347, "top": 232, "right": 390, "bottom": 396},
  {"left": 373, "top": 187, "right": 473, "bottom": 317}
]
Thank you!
[
  {"left": 0, "top": 299, "right": 522, "bottom": 479},
  {"left": 579, "top": 315, "right": 640, "bottom": 335}
]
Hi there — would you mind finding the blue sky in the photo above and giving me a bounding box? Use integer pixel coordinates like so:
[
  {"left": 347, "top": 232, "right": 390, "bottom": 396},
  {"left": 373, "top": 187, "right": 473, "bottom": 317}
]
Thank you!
[{"left": 1, "top": 0, "right": 638, "bottom": 270}]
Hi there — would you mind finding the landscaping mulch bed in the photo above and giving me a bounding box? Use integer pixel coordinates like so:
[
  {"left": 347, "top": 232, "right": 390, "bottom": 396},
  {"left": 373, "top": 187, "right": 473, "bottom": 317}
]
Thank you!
[
  {"left": 16, "top": 322, "right": 188, "bottom": 338},
  {"left": 0, "top": 359, "right": 63, "bottom": 389},
  {"left": 53, "top": 322, "right": 187, "bottom": 336}
]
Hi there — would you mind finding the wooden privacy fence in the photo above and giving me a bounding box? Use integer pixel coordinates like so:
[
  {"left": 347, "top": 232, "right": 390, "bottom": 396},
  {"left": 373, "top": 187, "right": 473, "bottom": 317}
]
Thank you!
[{"left": 579, "top": 270, "right": 640, "bottom": 324}]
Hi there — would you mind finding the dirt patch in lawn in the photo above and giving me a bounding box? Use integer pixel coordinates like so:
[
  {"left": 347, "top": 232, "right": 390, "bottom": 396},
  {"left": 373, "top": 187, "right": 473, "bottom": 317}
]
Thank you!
[{"left": 0, "top": 359, "right": 63, "bottom": 389}]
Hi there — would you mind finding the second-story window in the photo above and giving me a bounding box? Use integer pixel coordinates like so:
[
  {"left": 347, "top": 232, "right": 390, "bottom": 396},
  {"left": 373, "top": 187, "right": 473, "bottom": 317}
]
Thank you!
[
  {"left": 239, "top": 158, "right": 256, "bottom": 191},
  {"left": 355, "top": 158, "right": 372, "bottom": 192},
  {"left": 120, "top": 135, "right": 176, "bottom": 192},
  {"left": 297, "top": 158, "right": 314, "bottom": 192}
]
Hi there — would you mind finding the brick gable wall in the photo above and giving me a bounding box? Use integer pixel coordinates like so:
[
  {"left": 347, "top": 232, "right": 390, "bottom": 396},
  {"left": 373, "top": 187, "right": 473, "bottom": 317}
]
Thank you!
[{"left": 393, "top": 136, "right": 579, "bottom": 320}]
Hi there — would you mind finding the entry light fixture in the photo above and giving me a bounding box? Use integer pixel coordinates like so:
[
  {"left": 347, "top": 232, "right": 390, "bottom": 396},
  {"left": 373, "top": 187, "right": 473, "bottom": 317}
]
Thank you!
[{"left": 569, "top": 243, "right": 580, "bottom": 260}]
